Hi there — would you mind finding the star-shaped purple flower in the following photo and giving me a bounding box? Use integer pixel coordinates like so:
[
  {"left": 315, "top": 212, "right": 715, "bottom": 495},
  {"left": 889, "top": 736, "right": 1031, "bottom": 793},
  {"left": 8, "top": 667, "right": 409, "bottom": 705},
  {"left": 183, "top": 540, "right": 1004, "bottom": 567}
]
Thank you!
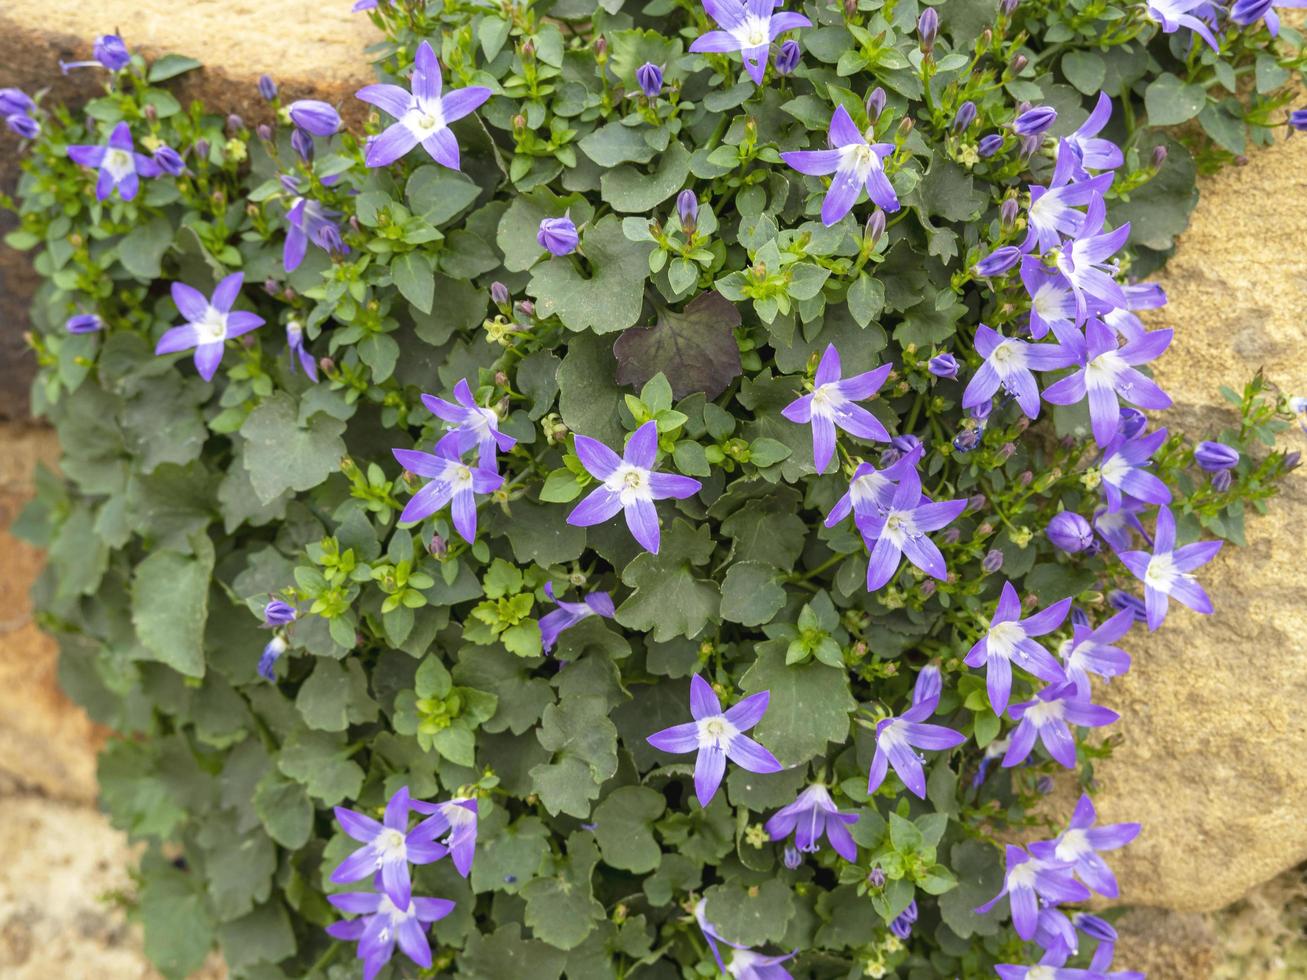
[
  {"left": 781, "top": 344, "right": 892, "bottom": 472},
  {"left": 645, "top": 675, "right": 782, "bottom": 808},
  {"left": 422, "top": 378, "right": 516, "bottom": 471},
  {"left": 1058, "top": 93, "right": 1125, "bottom": 180},
  {"left": 823, "top": 444, "right": 923, "bottom": 528},
  {"left": 154, "top": 273, "right": 265, "bottom": 382},
  {"left": 1043, "top": 319, "right": 1173, "bottom": 446},
  {"left": 286, "top": 321, "right": 318, "bottom": 381},
  {"left": 867, "top": 665, "right": 966, "bottom": 798},
  {"left": 856, "top": 468, "right": 967, "bottom": 592},
  {"left": 326, "top": 888, "right": 454, "bottom": 980},
  {"left": 392, "top": 442, "right": 503, "bottom": 541},
  {"left": 1148, "top": 0, "right": 1221, "bottom": 50},
  {"left": 1097, "top": 427, "right": 1171, "bottom": 513},
  {"left": 689, "top": 0, "right": 811, "bottom": 86},
  {"left": 538, "top": 582, "right": 616, "bottom": 653},
  {"left": 964, "top": 581, "right": 1071, "bottom": 715},
  {"left": 410, "top": 797, "right": 479, "bottom": 877},
  {"left": 282, "top": 176, "right": 346, "bottom": 273},
  {"left": 566, "top": 421, "right": 701, "bottom": 555},
  {"left": 1002, "top": 682, "right": 1119, "bottom": 769},
  {"left": 355, "top": 41, "right": 491, "bottom": 170},
  {"left": 764, "top": 783, "right": 858, "bottom": 861},
  {"left": 1030, "top": 794, "right": 1141, "bottom": 898},
  {"left": 975, "top": 844, "right": 1091, "bottom": 940},
  {"left": 1023, "top": 151, "right": 1113, "bottom": 254},
  {"left": 1052, "top": 197, "right": 1131, "bottom": 321},
  {"left": 1118, "top": 505, "right": 1222, "bottom": 630},
  {"left": 1058, "top": 608, "right": 1133, "bottom": 696},
  {"left": 330, "top": 787, "right": 448, "bottom": 908},
  {"left": 781, "top": 105, "right": 899, "bottom": 225},
  {"left": 962, "top": 324, "right": 1076, "bottom": 420},
  {"left": 67, "top": 121, "right": 160, "bottom": 201}
]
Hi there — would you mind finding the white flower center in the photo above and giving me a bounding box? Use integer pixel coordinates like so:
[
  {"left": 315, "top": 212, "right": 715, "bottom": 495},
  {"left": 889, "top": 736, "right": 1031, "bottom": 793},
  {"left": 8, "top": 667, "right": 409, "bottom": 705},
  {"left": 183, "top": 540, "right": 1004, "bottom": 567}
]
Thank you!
[
  {"left": 1085, "top": 350, "right": 1126, "bottom": 388},
  {"left": 104, "top": 148, "right": 135, "bottom": 179},
  {"left": 990, "top": 341, "right": 1022, "bottom": 371},
  {"left": 1007, "top": 861, "right": 1038, "bottom": 891},
  {"left": 698, "top": 715, "right": 738, "bottom": 750},
  {"left": 986, "top": 620, "right": 1027, "bottom": 659},
  {"left": 376, "top": 828, "right": 407, "bottom": 863},
  {"left": 839, "top": 142, "right": 878, "bottom": 181},
  {"left": 195, "top": 307, "right": 229, "bottom": 344},
  {"left": 810, "top": 383, "right": 842, "bottom": 417},
  {"left": 882, "top": 510, "right": 915, "bottom": 546},
  {"left": 1025, "top": 698, "right": 1065, "bottom": 727},
  {"left": 1055, "top": 827, "right": 1090, "bottom": 862},
  {"left": 452, "top": 464, "right": 474, "bottom": 487},
  {"left": 1144, "top": 552, "right": 1181, "bottom": 590},
  {"left": 733, "top": 16, "right": 771, "bottom": 48},
  {"left": 1027, "top": 967, "right": 1056, "bottom": 980},
  {"left": 404, "top": 102, "right": 446, "bottom": 139},
  {"left": 849, "top": 471, "right": 888, "bottom": 510},
  {"left": 1100, "top": 453, "right": 1129, "bottom": 485},
  {"left": 606, "top": 463, "right": 651, "bottom": 505},
  {"left": 1032, "top": 282, "right": 1071, "bottom": 321}
]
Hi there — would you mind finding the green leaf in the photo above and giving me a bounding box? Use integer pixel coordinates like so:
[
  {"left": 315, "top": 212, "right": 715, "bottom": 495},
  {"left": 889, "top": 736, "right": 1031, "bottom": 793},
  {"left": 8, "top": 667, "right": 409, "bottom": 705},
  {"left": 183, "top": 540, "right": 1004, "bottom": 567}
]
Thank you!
[
  {"left": 197, "top": 820, "right": 276, "bottom": 920},
  {"left": 1118, "top": 135, "right": 1197, "bottom": 252},
  {"left": 407, "top": 166, "right": 481, "bottom": 225},
  {"left": 557, "top": 331, "right": 627, "bottom": 446},
  {"left": 277, "top": 729, "right": 365, "bottom": 805},
  {"left": 530, "top": 695, "right": 619, "bottom": 817},
  {"left": 600, "top": 140, "right": 692, "bottom": 213},
  {"left": 702, "top": 878, "right": 794, "bottom": 946},
  {"left": 592, "top": 786, "right": 667, "bottom": 873},
  {"left": 241, "top": 392, "right": 347, "bottom": 503},
  {"left": 719, "top": 561, "right": 787, "bottom": 627},
  {"left": 517, "top": 350, "right": 562, "bottom": 419},
  {"left": 938, "top": 840, "right": 1005, "bottom": 938},
  {"left": 131, "top": 545, "right": 213, "bottom": 678},
  {"left": 252, "top": 771, "right": 314, "bottom": 849},
  {"left": 1144, "top": 73, "right": 1206, "bottom": 127},
  {"left": 459, "top": 923, "right": 566, "bottom": 980},
  {"left": 1061, "top": 50, "right": 1106, "bottom": 95},
  {"left": 846, "top": 274, "right": 885, "bottom": 328},
  {"left": 295, "top": 657, "right": 378, "bottom": 731},
  {"left": 119, "top": 216, "right": 174, "bottom": 279},
  {"left": 139, "top": 858, "right": 214, "bottom": 979},
  {"left": 616, "top": 520, "right": 721, "bottom": 641},
  {"left": 529, "top": 217, "right": 655, "bottom": 335},
  {"left": 392, "top": 251, "right": 436, "bottom": 314},
  {"left": 147, "top": 54, "right": 203, "bottom": 82},
  {"left": 217, "top": 900, "right": 296, "bottom": 971},
  {"left": 739, "top": 643, "right": 855, "bottom": 764},
  {"left": 612, "top": 291, "right": 743, "bottom": 400},
  {"left": 522, "top": 833, "right": 605, "bottom": 950}
]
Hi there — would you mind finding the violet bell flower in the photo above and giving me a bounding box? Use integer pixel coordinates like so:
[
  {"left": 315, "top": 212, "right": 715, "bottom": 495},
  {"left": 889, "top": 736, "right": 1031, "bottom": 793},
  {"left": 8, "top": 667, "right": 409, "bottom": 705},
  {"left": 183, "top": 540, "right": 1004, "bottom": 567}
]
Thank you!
[
  {"left": 67, "top": 121, "right": 161, "bottom": 201},
  {"left": 286, "top": 320, "right": 318, "bottom": 381},
  {"left": 823, "top": 442, "right": 924, "bottom": 528},
  {"left": 1030, "top": 793, "right": 1141, "bottom": 898},
  {"left": 538, "top": 214, "right": 580, "bottom": 255},
  {"left": 635, "top": 61, "right": 663, "bottom": 97},
  {"left": 856, "top": 468, "right": 967, "bottom": 592},
  {"left": 65, "top": 313, "right": 104, "bottom": 334},
  {"left": 1052, "top": 197, "right": 1132, "bottom": 321},
  {"left": 1118, "top": 505, "right": 1222, "bottom": 630},
  {"left": 154, "top": 272, "right": 265, "bottom": 382},
  {"left": 566, "top": 420, "right": 702, "bottom": 554},
  {"left": 6, "top": 114, "right": 38, "bottom": 138},
  {"left": 1194, "top": 440, "right": 1239, "bottom": 471},
  {"left": 410, "top": 797, "right": 479, "bottom": 877},
  {"left": 689, "top": 0, "right": 812, "bottom": 86},
  {"left": 1013, "top": 105, "right": 1057, "bottom": 136},
  {"left": 422, "top": 378, "right": 517, "bottom": 470},
  {"left": 1058, "top": 93, "right": 1125, "bottom": 178},
  {"left": 258, "top": 635, "right": 288, "bottom": 681},
  {"left": 0, "top": 89, "right": 35, "bottom": 116},
  {"left": 326, "top": 889, "right": 454, "bottom": 980},
  {"left": 392, "top": 441, "right": 502, "bottom": 541},
  {"left": 1097, "top": 427, "right": 1171, "bottom": 512},
  {"left": 867, "top": 665, "right": 966, "bottom": 798},
  {"left": 538, "top": 582, "right": 616, "bottom": 652},
  {"left": 964, "top": 580, "right": 1071, "bottom": 715},
  {"left": 330, "top": 787, "right": 448, "bottom": 907},
  {"left": 929, "top": 352, "right": 959, "bottom": 379},
  {"left": 1149, "top": 0, "right": 1222, "bottom": 49},
  {"left": 1019, "top": 258, "right": 1079, "bottom": 344},
  {"left": 764, "top": 783, "right": 859, "bottom": 861},
  {"left": 780, "top": 343, "right": 893, "bottom": 471},
  {"left": 962, "top": 323, "right": 1077, "bottom": 420},
  {"left": 288, "top": 99, "right": 341, "bottom": 136},
  {"left": 1059, "top": 608, "right": 1134, "bottom": 695},
  {"left": 774, "top": 39, "right": 801, "bottom": 75},
  {"left": 975, "top": 844, "right": 1091, "bottom": 940},
  {"left": 355, "top": 40, "right": 491, "bottom": 169},
  {"left": 645, "top": 674, "right": 782, "bottom": 807},
  {"left": 781, "top": 105, "right": 899, "bottom": 225},
  {"left": 60, "top": 33, "right": 130, "bottom": 73},
  {"left": 1023, "top": 150, "right": 1114, "bottom": 254},
  {"left": 1002, "top": 681, "right": 1120, "bottom": 769},
  {"left": 1046, "top": 511, "right": 1094, "bottom": 554}
]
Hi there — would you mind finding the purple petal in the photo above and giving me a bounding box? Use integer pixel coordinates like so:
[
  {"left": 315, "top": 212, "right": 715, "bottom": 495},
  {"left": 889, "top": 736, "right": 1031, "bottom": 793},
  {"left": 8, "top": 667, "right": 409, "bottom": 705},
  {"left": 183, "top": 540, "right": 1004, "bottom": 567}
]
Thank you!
[
  {"left": 624, "top": 421, "right": 659, "bottom": 469},
  {"left": 625, "top": 496, "right": 661, "bottom": 553},
  {"left": 573, "top": 434, "right": 622, "bottom": 480},
  {"left": 647, "top": 721, "right": 701, "bottom": 754},
  {"left": 726, "top": 733, "right": 783, "bottom": 773},
  {"left": 567, "top": 486, "right": 623, "bottom": 527},
  {"left": 694, "top": 744, "right": 726, "bottom": 807},
  {"left": 690, "top": 674, "right": 722, "bottom": 719},
  {"left": 722, "top": 690, "right": 769, "bottom": 731}
]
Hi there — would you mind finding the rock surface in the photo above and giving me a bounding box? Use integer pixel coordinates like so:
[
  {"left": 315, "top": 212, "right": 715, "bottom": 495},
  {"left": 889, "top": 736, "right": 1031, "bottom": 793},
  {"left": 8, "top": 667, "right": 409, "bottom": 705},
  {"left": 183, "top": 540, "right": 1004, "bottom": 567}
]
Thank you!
[{"left": 1087, "top": 132, "right": 1307, "bottom": 914}]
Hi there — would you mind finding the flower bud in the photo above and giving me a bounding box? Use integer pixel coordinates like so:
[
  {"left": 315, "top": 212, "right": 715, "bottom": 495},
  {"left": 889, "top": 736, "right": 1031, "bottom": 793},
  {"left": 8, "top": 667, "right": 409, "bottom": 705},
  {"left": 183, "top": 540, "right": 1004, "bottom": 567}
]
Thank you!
[
  {"left": 897, "top": 116, "right": 914, "bottom": 138},
  {"left": 6, "top": 113, "right": 38, "bottom": 139},
  {"left": 290, "top": 127, "right": 313, "bottom": 162},
  {"left": 866, "top": 87, "right": 886, "bottom": 121},
  {"left": 1001, "top": 0, "right": 1020, "bottom": 14},
  {"left": 1013, "top": 105, "right": 1057, "bottom": 137},
  {"left": 1194, "top": 440, "right": 1239, "bottom": 472},
  {"left": 0, "top": 89, "right": 35, "bottom": 117},
  {"left": 864, "top": 208, "right": 886, "bottom": 248},
  {"left": 94, "top": 34, "right": 131, "bottom": 71},
  {"left": 677, "top": 189, "right": 698, "bottom": 234},
  {"left": 429, "top": 533, "right": 448, "bottom": 559},
  {"left": 981, "top": 548, "right": 1004, "bottom": 573},
  {"left": 594, "top": 36, "right": 607, "bottom": 58},
  {"left": 1046, "top": 511, "right": 1093, "bottom": 553},
  {"left": 1211, "top": 468, "right": 1233, "bottom": 492},
  {"left": 143, "top": 103, "right": 158, "bottom": 124},
  {"left": 1009, "top": 53, "right": 1029, "bottom": 75},
  {"left": 775, "top": 39, "right": 801, "bottom": 76},
  {"left": 1150, "top": 144, "right": 1169, "bottom": 169},
  {"left": 538, "top": 214, "right": 579, "bottom": 256},
  {"left": 226, "top": 113, "right": 244, "bottom": 135},
  {"left": 1290, "top": 108, "right": 1307, "bottom": 132},
  {"left": 783, "top": 845, "right": 801, "bottom": 869},
  {"left": 978, "top": 133, "right": 1004, "bottom": 158},
  {"left": 636, "top": 62, "right": 663, "bottom": 99},
  {"left": 288, "top": 99, "right": 341, "bottom": 136},
  {"left": 256, "top": 123, "right": 273, "bottom": 141},
  {"left": 65, "top": 313, "right": 104, "bottom": 334},
  {"left": 490, "top": 281, "right": 510, "bottom": 305},
  {"left": 892, "top": 434, "right": 921, "bottom": 454},
  {"left": 1000, "top": 197, "right": 1020, "bottom": 227},
  {"left": 258, "top": 74, "right": 278, "bottom": 101},
  {"left": 517, "top": 299, "right": 535, "bottom": 317},
  {"left": 153, "top": 145, "right": 185, "bottom": 176},
  {"left": 928, "top": 353, "right": 959, "bottom": 379},
  {"left": 952, "top": 100, "right": 977, "bottom": 133},
  {"left": 868, "top": 868, "right": 886, "bottom": 888},
  {"left": 917, "top": 7, "right": 939, "bottom": 52},
  {"left": 973, "top": 245, "right": 1021, "bottom": 277}
]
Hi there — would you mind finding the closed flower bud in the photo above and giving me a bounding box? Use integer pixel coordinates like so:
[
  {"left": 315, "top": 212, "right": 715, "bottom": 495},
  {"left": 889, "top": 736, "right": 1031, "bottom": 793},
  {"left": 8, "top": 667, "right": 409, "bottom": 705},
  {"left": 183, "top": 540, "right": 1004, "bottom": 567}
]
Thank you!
[
  {"left": 1290, "top": 108, "right": 1307, "bottom": 132},
  {"left": 1110, "top": 589, "right": 1147, "bottom": 623},
  {"left": 973, "top": 245, "right": 1021, "bottom": 277},
  {"left": 94, "top": 34, "right": 131, "bottom": 71},
  {"left": 677, "top": 189, "right": 698, "bottom": 234},
  {"left": 65, "top": 313, "right": 104, "bottom": 334},
  {"left": 517, "top": 299, "right": 535, "bottom": 317},
  {"left": 783, "top": 845, "right": 801, "bottom": 869},
  {"left": 594, "top": 36, "right": 607, "bottom": 58},
  {"left": 981, "top": 548, "right": 1004, "bottom": 573},
  {"left": 143, "top": 103, "right": 158, "bottom": 124},
  {"left": 1013, "top": 104, "right": 1057, "bottom": 136},
  {"left": 226, "top": 113, "right": 244, "bottom": 135},
  {"left": 428, "top": 533, "right": 448, "bottom": 559},
  {"left": 967, "top": 495, "right": 987, "bottom": 512},
  {"left": 1046, "top": 511, "right": 1093, "bottom": 553},
  {"left": 1000, "top": 196, "right": 1019, "bottom": 227},
  {"left": 1211, "top": 469, "right": 1233, "bottom": 492},
  {"left": 917, "top": 7, "right": 939, "bottom": 51},
  {"left": 290, "top": 127, "right": 313, "bottom": 162},
  {"left": 1118, "top": 407, "right": 1147, "bottom": 438},
  {"left": 288, "top": 99, "right": 341, "bottom": 137},
  {"left": 941, "top": 528, "right": 961, "bottom": 545},
  {"left": 997, "top": 441, "right": 1016, "bottom": 461},
  {"left": 153, "top": 145, "right": 185, "bottom": 175},
  {"left": 263, "top": 598, "right": 298, "bottom": 627},
  {"left": 775, "top": 39, "right": 801, "bottom": 75},
  {"left": 1001, "top": 0, "right": 1020, "bottom": 14},
  {"left": 897, "top": 116, "right": 914, "bottom": 137},
  {"left": 864, "top": 208, "right": 886, "bottom": 247},
  {"left": 868, "top": 868, "right": 886, "bottom": 888},
  {"left": 928, "top": 353, "right": 959, "bottom": 379},
  {"left": 1195, "top": 440, "right": 1239, "bottom": 471},
  {"left": 977, "top": 133, "right": 1004, "bottom": 158},
  {"left": 490, "top": 281, "right": 510, "bottom": 305},
  {"left": 256, "top": 123, "right": 273, "bottom": 141},
  {"left": 1018, "top": 470, "right": 1033, "bottom": 486},
  {"left": 5, "top": 113, "right": 38, "bottom": 139},
  {"left": 0, "top": 88, "right": 35, "bottom": 117},
  {"left": 636, "top": 62, "right": 663, "bottom": 98},
  {"left": 258, "top": 74, "right": 278, "bottom": 101},
  {"left": 892, "top": 434, "right": 921, "bottom": 454},
  {"left": 538, "top": 214, "right": 579, "bottom": 256},
  {"left": 314, "top": 224, "right": 345, "bottom": 254},
  {"left": 1150, "top": 144, "right": 1169, "bottom": 169},
  {"left": 866, "top": 87, "right": 887, "bottom": 121},
  {"left": 953, "top": 428, "right": 981, "bottom": 452},
  {"left": 952, "top": 100, "right": 977, "bottom": 133},
  {"left": 1009, "top": 53, "right": 1029, "bottom": 74},
  {"left": 318, "top": 356, "right": 335, "bottom": 375}
]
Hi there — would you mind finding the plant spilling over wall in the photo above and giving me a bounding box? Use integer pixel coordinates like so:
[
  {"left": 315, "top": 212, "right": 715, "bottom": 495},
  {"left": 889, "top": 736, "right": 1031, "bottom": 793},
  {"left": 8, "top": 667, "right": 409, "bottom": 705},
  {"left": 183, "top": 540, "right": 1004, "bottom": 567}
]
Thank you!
[{"left": 4, "top": 2, "right": 1305, "bottom": 978}]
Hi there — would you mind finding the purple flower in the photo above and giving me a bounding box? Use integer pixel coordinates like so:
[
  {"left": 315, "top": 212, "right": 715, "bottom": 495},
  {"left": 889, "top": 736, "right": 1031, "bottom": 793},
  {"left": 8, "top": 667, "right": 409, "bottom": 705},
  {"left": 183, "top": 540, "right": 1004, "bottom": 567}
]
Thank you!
[
  {"left": 677, "top": 189, "right": 699, "bottom": 232},
  {"left": 868, "top": 665, "right": 966, "bottom": 797},
  {"left": 824, "top": 444, "right": 923, "bottom": 528},
  {"left": 978, "top": 133, "right": 1005, "bottom": 157},
  {"left": 1046, "top": 511, "right": 1093, "bottom": 554},
  {"left": 645, "top": 675, "right": 782, "bottom": 807},
  {"left": 1194, "top": 440, "right": 1239, "bottom": 471},
  {"left": 356, "top": 41, "right": 491, "bottom": 169},
  {"left": 917, "top": 6, "right": 939, "bottom": 47},
  {"left": 1119, "top": 506, "right": 1222, "bottom": 631},
  {"left": 391, "top": 442, "right": 503, "bottom": 541},
  {"left": 422, "top": 378, "right": 516, "bottom": 470},
  {"left": 567, "top": 421, "right": 702, "bottom": 554},
  {"left": 995, "top": 957, "right": 1103, "bottom": 980},
  {"left": 1043, "top": 320, "right": 1173, "bottom": 446},
  {"left": 1014, "top": 105, "right": 1057, "bottom": 137},
  {"left": 781, "top": 105, "right": 899, "bottom": 226},
  {"left": 326, "top": 890, "right": 454, "bottom": 980},
  {"left": 781, "top": 343, "right": 893, "bottom": 471},
  {"left": 974, "top": 245, "right": 1022, "bottom": 277},
  {"left": 0, "top": 89, "right": 34, "bottom": 116},
  {"left": 330, "top": 787, "right": 448, "bottom": 907},
  {"left": 95, "top": 34, "right": 131, "bottom": 70},
  {"left": 283, "top": 180, "right": 347, "bottom": 273},
  {"left": 6, "top": 113, "right": 38, "bottom": 139},
  {"left": 291, "top": 127, "right": 314, "bottom": 162},
  {"left": 1092, "top": 500, "right": 1146, "bottom": 553},
  {"left": 1003, "top": 682, "right": 1119, "bottom": 769},
  {"left": 258, "top": 635, "right": 288, "bottom": 680},
  {"left": 635, "top": 62, "right": 663, "bottom": 98},
  {"left": 928, "top": 352, "right": 959, "bottom": 379},
  {"left": 1118, "top": 406, "right": 1148, "bottom": 439},
  {"left": 962, "top": 324, "right": 1076, "bottom": 420},
  {"left": 1023, "top": 152, "right": 1113, "bottom": 254},
  {"left": 975, "top": 844, "right": 1091, "bottom": 940},
  {"left": 857, "top": 469, "right": 967, "bottom": 592},
  {"left": 695, "top": 899, "right": 796, "bottom": 979},
  {"left": 288, "top": 99, "right": 341, "bottom": 136},
  {"left": 152, "top": 145, "right": 185, "bottom": 176},
  {"left": 764, "top": 784, "right": 858, "bottom": 861},
  {"left": 1098, "top": 427, "right": 1171, "bottom": 512},
  {"left": 1109, "top": 588, "right": 1148, "bottom": 623},
  {"left": 953, "top": 100, "right": 977, "bottom": 133},
  {"left": 154, "top": 273, "right": 265, "bottom": 382},
  {"left": 1052, "top": 199, "right": 1132, "bottom": 320},
  {"left": 263, "top": 598, "right": 298, "bottom": 627},
  {"left": 774, "top": 39, "right": 801, "bottom": 75},
  {"left": 1031, "top": 794, "right": 1141, "bottom": 898},
  {"left": 1058, "top": 608, "right": 1133, "bottom": 696},
  {"left": 688, "top": 0, "right": 811, "bottom": 86},
  {"left": 65, "top": 313, "right": 104, "bottom": 334},
  {"left": 1149, "top": 0, "right": 1222, "bottom": 49},
  {"left": 538, "top": 582, "right": 616, "bottom": 652},
  {"left": 1034, "top": 906, "right": 1079, "bottom": 958},
  {"left": 537, "top": 214, "right": 579, "bottom": 255},
  {"left": 964, "top": 581, "right": 1071, "bottom": 715},
  {"left": 258, "top": 75, "right": 278, "bottom": 101},
  {"left": 1019, "top": 259, "right": 1079, "bottom": 343},
  {"left": 890, "top": 899, "right": 918, "bottom": 939},
  {"left": 1291, "top": 108, "right": 1307, "bottom": 132},
  {"left": 410, "top": 797, "right": 479, "bottom": 877},
  {"left": 286, "top": 321, "right": 318, "bottom": 381},
  {"left": 67, "top": 122, "right": 161, "bottom": 201},
  {"left": 1059, "top": 93, "right": 1125, "bottom": 179}
]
